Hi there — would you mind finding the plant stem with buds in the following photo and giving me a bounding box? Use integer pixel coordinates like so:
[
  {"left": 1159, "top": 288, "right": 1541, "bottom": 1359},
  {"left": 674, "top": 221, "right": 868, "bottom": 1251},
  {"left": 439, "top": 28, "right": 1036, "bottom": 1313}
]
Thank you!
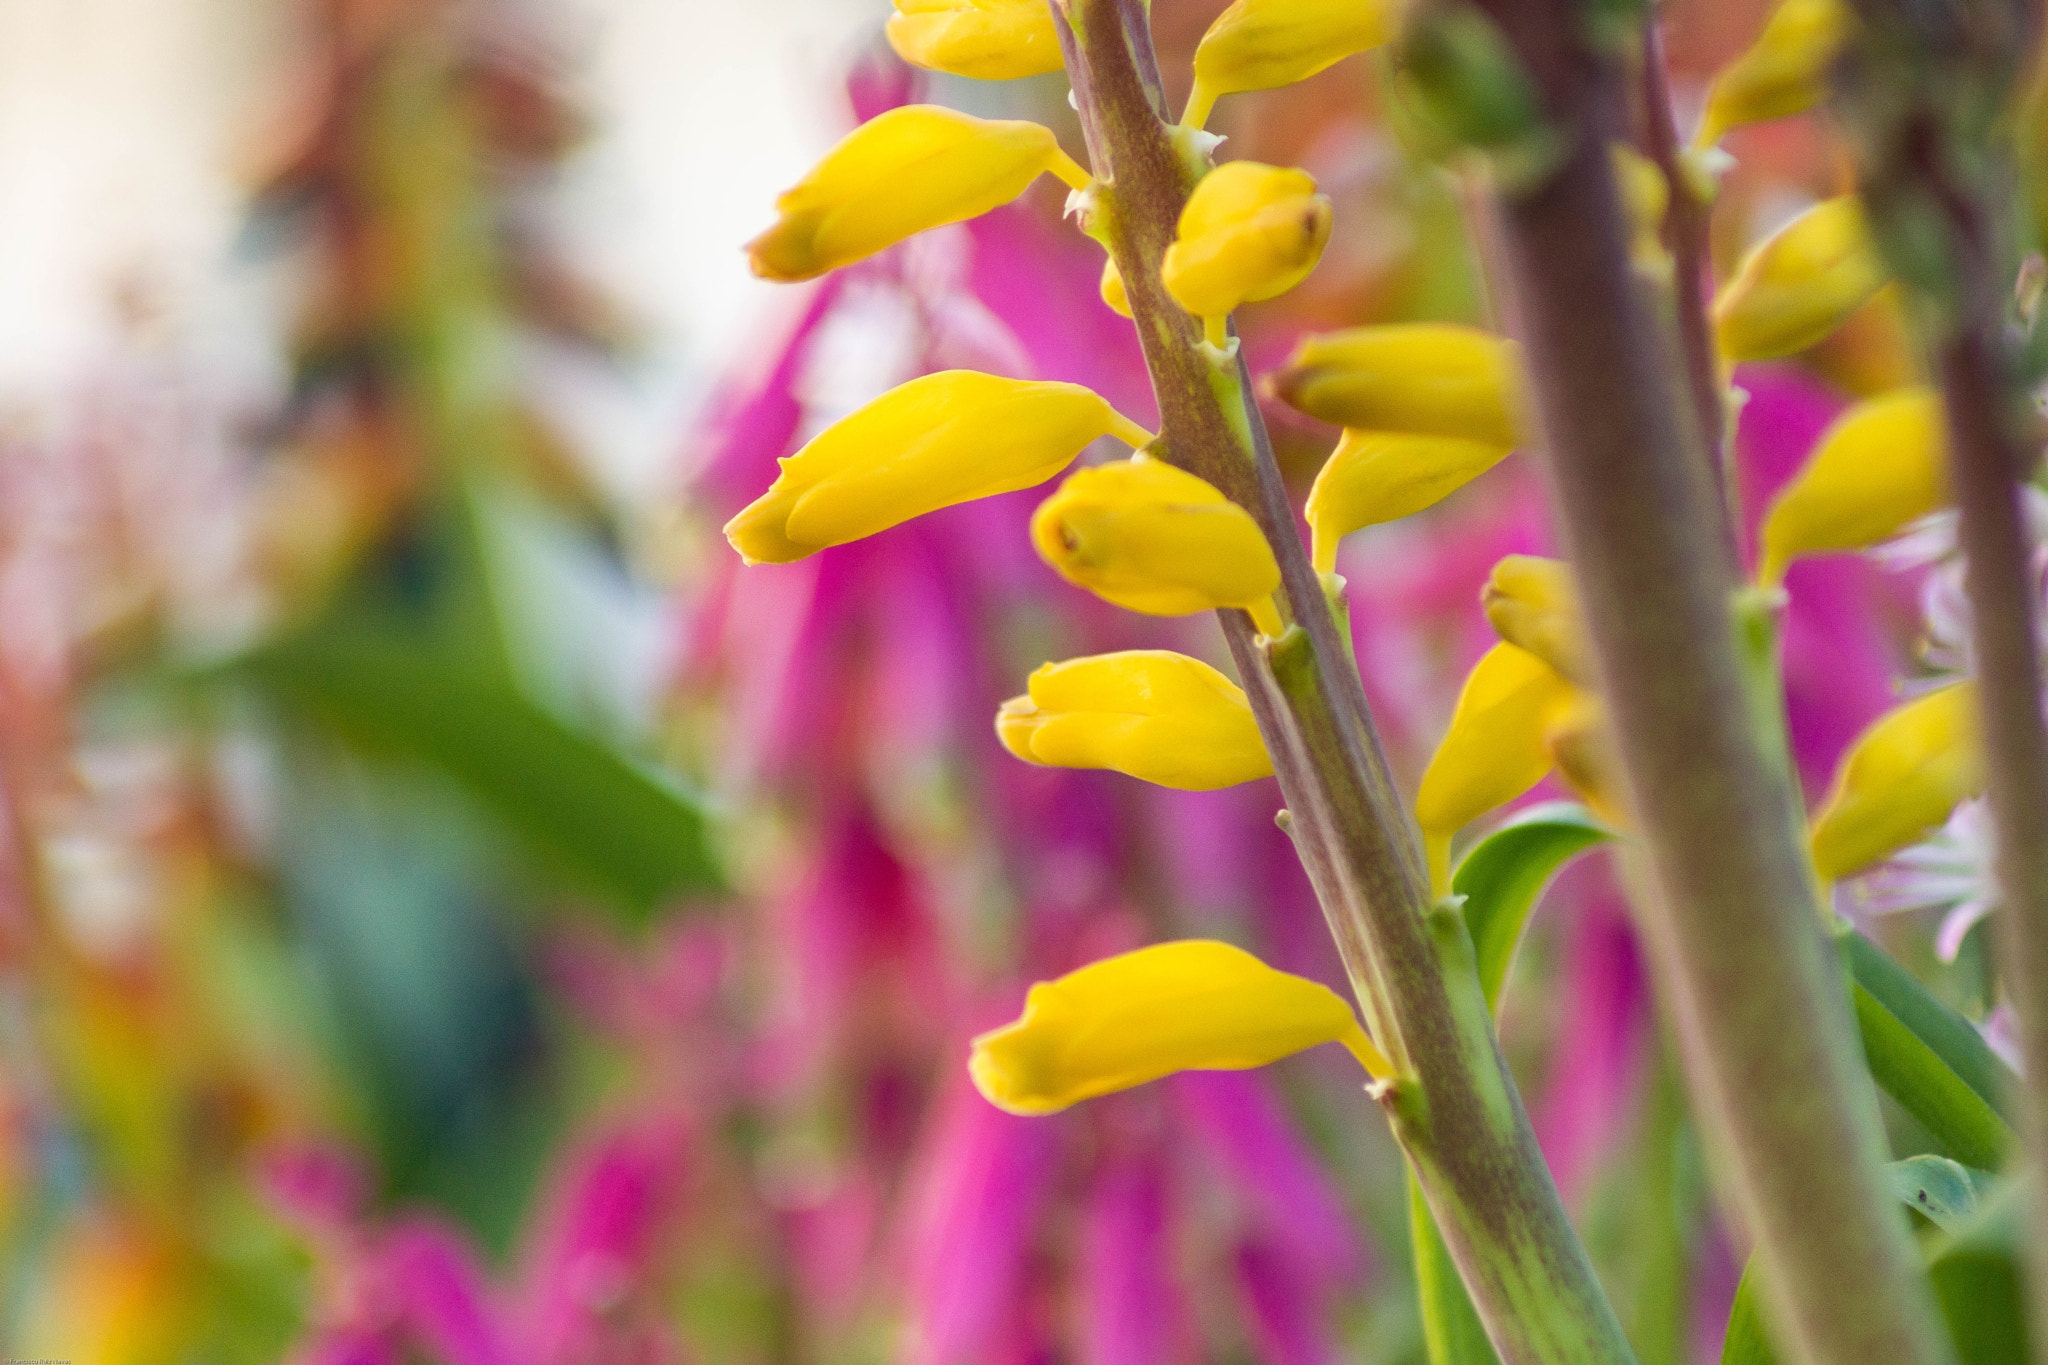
[
  {"left": 1052, "top": 2, "right": 1634, "bottom": 1359},
  {"left": 1456, "top": 3, "right": 1955, "bottom": 1365}
]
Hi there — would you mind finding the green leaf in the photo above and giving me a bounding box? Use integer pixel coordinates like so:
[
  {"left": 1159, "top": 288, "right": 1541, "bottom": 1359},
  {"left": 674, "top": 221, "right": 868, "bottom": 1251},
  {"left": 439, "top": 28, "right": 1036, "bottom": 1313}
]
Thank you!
[
  {"left": 1452, "top": 802, "right": 1614, "bottom": 1013},
  {"left": 1886, "top": 1156, "right": 1987, "bottom": 1233},
  {"left": 1719, "top": 1259, "right": 1778, "bottom": 1365},
  {"left": 1410, "top": 1169, "right": 1501, "bottom": 1365},
  {"left": 1925, "top": 1178, "right": 2033, "bottom": 1365},
  {"left": 245, "top": 627, "right": 721, "bottom": 921},
  {"left": 1841, "top": 930, "right": 2016, "bottom": 1171}
]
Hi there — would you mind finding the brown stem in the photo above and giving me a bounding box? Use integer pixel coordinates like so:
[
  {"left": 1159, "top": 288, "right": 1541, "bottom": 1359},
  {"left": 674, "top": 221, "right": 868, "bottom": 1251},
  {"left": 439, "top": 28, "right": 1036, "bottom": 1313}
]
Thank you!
[
  {"left": 1457, "top": 4, "right": 1955, "bottom": 1365},
  {"left": 1053, "top": 1, "right": 1635, "bottom": 1359}
]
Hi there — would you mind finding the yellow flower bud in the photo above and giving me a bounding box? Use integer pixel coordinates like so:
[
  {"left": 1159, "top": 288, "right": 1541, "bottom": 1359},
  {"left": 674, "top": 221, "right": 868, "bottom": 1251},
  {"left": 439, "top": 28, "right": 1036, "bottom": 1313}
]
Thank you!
[
  {"left": 885, "top": 0, "right": 1064, "bottom": 81},
  {"left": 1695, "top": 0, "right": 1854, "bottom": 148},
  {"left": 1611, "top": 143, "right": 1672, "bottom": 278},
  {"left": 1185, "top": 0, "right": 1395, "bottom": 130},
  {"left": 969, "top": 939, "right": 1388, "bottom": 1115},
  {"left": 1481, "top": 554, "right": 1592, "bottom": 686},
  {"left": 1810, "top": 682, "right": 1984, "bottom": 881},
  {"left": 1543, "top": 691, "right": 1627, "bottom": 827},
  {"left": 1032, "top": 457, "right": 1283, "bottom": 630},
  {"left": 1267, "top": 324, "right": 1525, "bottom": 448},
  {"left": 1304, "top": 430, "right": 1513, "bottom": 571},
  {"left": 725, "top": 370, "right": 1151, "bottom": 564},
  {"left": 1161, "top": 162, "right": 1333, "bottom": 336},
  {"left": 996, "top": 650, "right": 1273, "bottom": 790},
  {"left": 746, "top": 105, "right": 1091, "bottom": 282},
  {"left": 1711, "top": 195, "right": 1890, "bottom": 361},
  {"left": 1758, "top": 386, "right": 1948, "bottom": 585},
  {"left": 1415, "top": 642, "right": 1577, "bottom": 890},
  {"left": 1100, "top": 256, "right": 1132, "bottom": 319}
]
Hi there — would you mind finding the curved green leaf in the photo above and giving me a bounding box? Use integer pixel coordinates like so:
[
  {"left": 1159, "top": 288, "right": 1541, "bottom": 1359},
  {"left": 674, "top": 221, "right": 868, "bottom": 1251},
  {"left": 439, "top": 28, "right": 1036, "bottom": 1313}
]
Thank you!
[
  {"left": 1886, "top": 1155, "right": 1986, "bottom": 1233},
  {"left": 1719, "top": 1259, "right": 1779, "bottom": 1365},
  {"left": 1841, "top": 928, "right": 2018, "bottom": 1124},
  {"left": 1410, "top": 1169, "right": 1501, "bottom": 1365},
  {"left": 1452, "top": 802, "right": 1614, "bottom": 1013}
]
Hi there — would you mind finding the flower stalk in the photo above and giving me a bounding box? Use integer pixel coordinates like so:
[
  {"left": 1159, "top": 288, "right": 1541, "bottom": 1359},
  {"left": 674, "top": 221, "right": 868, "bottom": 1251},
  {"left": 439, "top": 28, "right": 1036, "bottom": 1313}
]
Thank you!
[
  {"left": 1054, "top": 0, "right": 1633, "bottom": 1358},
  {"left": 1450, "top": 2, "right": 1955, "bottom": 1364}
]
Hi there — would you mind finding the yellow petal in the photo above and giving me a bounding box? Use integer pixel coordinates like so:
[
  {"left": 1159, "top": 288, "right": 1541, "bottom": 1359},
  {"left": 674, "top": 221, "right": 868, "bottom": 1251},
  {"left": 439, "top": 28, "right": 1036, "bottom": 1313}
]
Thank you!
[
  {"left": 1611, "top": 143, "right": 1672, "bottom": 277},
  {"left": 725, "top": 371, "right": 1145, "bottom": 564},
  {"left": 1305, "top": 429, "right": 1513, "bottom": 571},
  {"left": 1161, "top": 161, "right": 1333, "bottom": 320},
  {"left": 996, "top": 650, "right": 1274, "bottom": 790},
  {"left": 885, "top": 0, "right": 1065, "bottom": 81},
  {"left": 1758, "top": 386, "right": 1948, "bottom": 585},
  {"left": 1810, "top": 682, "right": 1984, "bottom": 880},
  {"left": 1100, "top": 255, "right": 1133, "bottom": 318},
  {"left": 1031, "top": 457, "right": 1281, "bottom": 618},
  {"left": 1695, "top": 0, "right": 1855, "bottom": 148},
  {"left": 1543, "top": 691, "right": 1627, "bottom": 826},
  {"left": 1267, "top": 323, "right": 1525, "bottom": 447},
  {"left": 969, "top": 940, "right": 1382, "bottom": 1114},
  {"left": 1712, "top": 196, "right": 1890, "bottom": 361},
  {"left": 1481, "top": 554, "right": 1592, "bottom": 686},
  {"left": 746, "top": 105, "right": 1084, "bottom": 281},
  {"left": 1186, "top": 0, "right": 1395, "bottom": 128},
  {"left": 1415, "top": 642, "right": 1577, "bottom": 885}
]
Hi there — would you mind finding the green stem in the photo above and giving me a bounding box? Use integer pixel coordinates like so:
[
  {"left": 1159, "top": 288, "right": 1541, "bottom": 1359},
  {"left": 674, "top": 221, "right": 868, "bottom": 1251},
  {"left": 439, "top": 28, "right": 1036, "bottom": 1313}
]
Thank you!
[
  {"left": 1455, "top": 4, "right": 1955, "bottom": 1365},
  {"left": 1051, "top": 3, "right": 1635, "bottom": 1360}
]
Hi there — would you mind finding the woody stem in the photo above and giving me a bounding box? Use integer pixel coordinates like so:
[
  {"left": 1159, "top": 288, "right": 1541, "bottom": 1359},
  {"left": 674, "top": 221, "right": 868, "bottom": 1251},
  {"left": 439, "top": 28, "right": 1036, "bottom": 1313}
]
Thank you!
[
  {"left": 1052, "top": 1, "right": 1634, "bottom": 1360},
  {"left": 1457, "top": 3, "right": 1953, "bottom": 1365}
]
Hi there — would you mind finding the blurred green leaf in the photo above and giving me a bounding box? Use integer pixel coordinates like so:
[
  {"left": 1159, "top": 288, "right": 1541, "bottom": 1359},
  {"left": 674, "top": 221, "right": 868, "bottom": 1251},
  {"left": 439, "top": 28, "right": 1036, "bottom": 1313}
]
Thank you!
[
  {"left": 1410, "top": 1169, "right": 1500, "bottom": 1365},
  {"left": 1925, "top": 1178, "right": 2033, "bottom": 1365},
  {"left": 1886, "top": 1156, "right": 1988, "bottom": 1233},
  {"left": 1719, "top": 1259, "right": 1777, "bottom": 1365},
  {"left": 1452, "top": 802, "right": 1613, "bottom": 1014}
]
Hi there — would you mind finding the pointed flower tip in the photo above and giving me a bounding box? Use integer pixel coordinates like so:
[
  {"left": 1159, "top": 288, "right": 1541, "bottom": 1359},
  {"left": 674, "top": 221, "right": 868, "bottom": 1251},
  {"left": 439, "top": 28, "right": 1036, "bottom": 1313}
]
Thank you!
[
  {"left": 1811, "top": 682, "right": 1985, "bottom": 882},
  {"left": 1712, "top": 194, "right": 1890, "bottom": 361},
  {"left": 746, "top": 104, "right": 1070, "bottom": 282},
  {"left": 1304, "top": 428, "right": 1512, "bottom": 567},
  {"left": 1270, "top": 323, "right": 1525, "bottom": 447},
  {"left": 1481, "top": 554, "right": 1591, "bottom": 686},
  {"left": 726, "top": 370, "right": 1139, "bottom": 563},
  {"left": 968, "top": 940, "right": 1375, "bottom": 1116},
  {"left": 1760, "top": 386, "right": 1948, "bottom": 578},
  {"left": 1162, "top": 160, "right": 1332, "bottom": 322},
  {"left": 996, "top": 650, "right": 1272, "bottom": 790},
  {"left": 885, "top": 0, "right": 1065, "bottom": 81},
  {"left": 1415, "top": 641, "right": 1576, "bottom": 843},
  {"left": 1031, "top": 458, "right": 1280, "bottom": 618}
]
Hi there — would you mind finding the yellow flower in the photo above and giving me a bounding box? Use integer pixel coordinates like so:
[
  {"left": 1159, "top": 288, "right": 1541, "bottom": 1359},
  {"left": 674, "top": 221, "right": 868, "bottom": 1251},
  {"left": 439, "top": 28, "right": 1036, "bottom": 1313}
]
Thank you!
[
  {"left": 747, "top": 105, "right": 1091, "bottom": 281},
  {"left": 996, "top": 650, "right": 1273, "bottom": 790},
  {"left": 1304, "top": 430, "right": 1513, "bottom": 571},
  {"left": 1611, "top": 143, "right": 1671, "bottom": 277},
  {"left": 1161, "top": 162, "right": 1333, "bottom": 340},
  {"left": 1185, "top": 0, "right": 1396, "bottom": 129},
  {"left": 1810, "top": 682, "right": 1984, "bottom": 880},
  {"left": 1100, "top": 255, "right": 1132, "bottom": 318},
  {"left": 1543, "top": 691, "right": 1627, "bottom": 826},
  {"left": 1415, "top": 642, "right": 1577, "bottom": 890},
  {"left": 1712, "top": 195, "right": 1890, "bottom": 361},
  {"left": 1695, "top": 0, "right": 1854, "bottom": 148},
  {"left": 725, "top": 370, "right": 1152, "bottom": 564},
  {"left": 1031, "top": 457, "right": 1283, "bottom": 631},
  {"left": 1757, "top": 387, "right": 1948, "bottom": 585},
  {"left": 885, "top": 0, "right": 1064, "bottom": 81},
  {"left": 1481, "top": 555, "right": 1591, "bottom": 686},
  {"left": 969, "top": 939, "right": 1389, "bottom": 1115},
  {"left": 1267, "top": 323, "right": 1525, "bottom": 447}
]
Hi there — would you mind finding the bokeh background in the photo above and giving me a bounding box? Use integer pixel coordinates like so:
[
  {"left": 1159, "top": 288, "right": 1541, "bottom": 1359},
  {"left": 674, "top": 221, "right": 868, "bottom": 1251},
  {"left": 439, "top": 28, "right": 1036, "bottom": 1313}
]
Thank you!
[{"left": 0, "top": 0, "right": 1959, "bottom": 1360}]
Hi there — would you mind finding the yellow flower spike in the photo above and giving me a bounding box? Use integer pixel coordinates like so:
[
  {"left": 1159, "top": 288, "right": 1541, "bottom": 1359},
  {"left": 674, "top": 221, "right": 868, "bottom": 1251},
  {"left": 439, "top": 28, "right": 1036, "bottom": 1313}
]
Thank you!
[
  {"left": 725, "top": 370, "right": 1152, "bottom": 564},
  {"left": 885, "top": 0, "right": 1065, "bottom": 81},
  {"left": 969, "top": 939, "right": 1390, "bottom": 1115},
  {"left": 1161, "top": 161, "right": 1334, "bottom": 330},
  {"left": 1100, "top": 256, "right": 1133, "bottom": 319},
  {"left": 1543, "top": 692, "right": 1628, "bottom": 827},
  {"left": 746, "top": 105, "right": 1092, "bottom": 282},
  {"left": 1415, "top": 642, "right": 1577, "bottom": 892},
  {"left": 1185, "top": 0, "right": 1396, "bottom": 130},
  {"left": 1611, "top": 143, "right": 1672, "bottom": 278},
  {"left": 996, "top": 650, "right": 1274, "bottom": 790},
  {"left": 1304, "top": 430, "right": 1513, "bottom": 572},
  {"left": 1757, "top": 386, "right": 1949, "bottom": 585},
  {"left": 1711, "top": 195, "right": 1891, "bottom": 361},
  {"left": 1267, "top": 323, "right": 1525, "bottom": 447},
  {"left": 1481, "top": 554, "right": 1592, "bottom": 686},
  {"left": 1810, "top": 682, "right": 1984, "bottom": 881},
  {"left": 1031, "top": 458, "right": 1285, "bottom": 632},
  {"left": 1694, "top": 0, "right": 1855, "bottom": 149}
]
